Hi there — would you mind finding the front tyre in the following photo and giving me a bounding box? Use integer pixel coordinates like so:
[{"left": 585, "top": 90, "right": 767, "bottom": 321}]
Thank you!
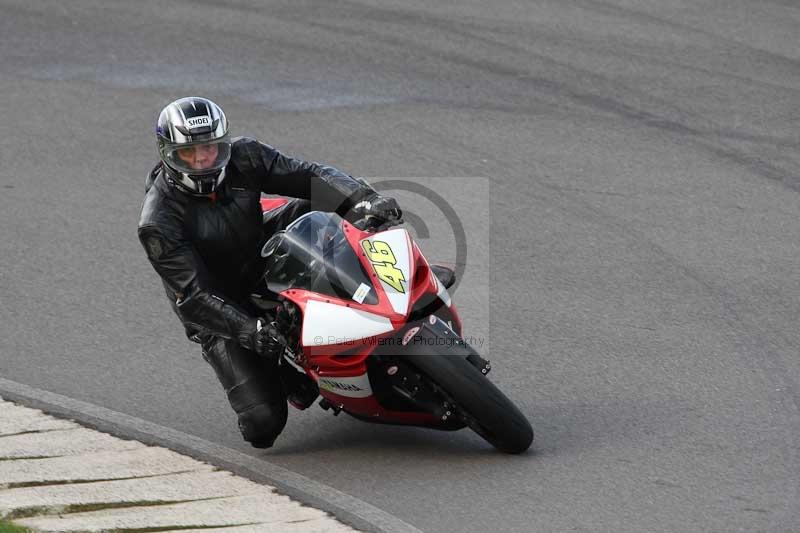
[
  {"left": 402, "top": 322, "right": 533, "bottom": 453},
  {"left": 430, "top": 353, "right": 533, "bottom": 453}
]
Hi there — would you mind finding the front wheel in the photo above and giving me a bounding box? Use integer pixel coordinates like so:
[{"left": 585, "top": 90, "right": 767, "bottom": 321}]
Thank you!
[
  {"left": 402, "top": 324, "right": 533, "bottom": 453},
  {"left": 429, "top": 354, "right": 533, "bottom": 453}
]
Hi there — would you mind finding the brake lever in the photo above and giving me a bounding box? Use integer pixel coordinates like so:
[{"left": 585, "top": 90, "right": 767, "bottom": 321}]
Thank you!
[
  {"left": 354, "top": 215, "right": 404, "bottom": 233},
  {"left": 374, "top": 218, "right": 404, "bottom": 232},
  {"left": 352, "top": 215, "right": 374, "bottom": 231}
]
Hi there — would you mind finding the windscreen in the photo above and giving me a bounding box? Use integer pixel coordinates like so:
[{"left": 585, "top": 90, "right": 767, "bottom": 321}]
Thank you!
[{"left": 261, "top": 211, "right": 378, "bottom": 305}]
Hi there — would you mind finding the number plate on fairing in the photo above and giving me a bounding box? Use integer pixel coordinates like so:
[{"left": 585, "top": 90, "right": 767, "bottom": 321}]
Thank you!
[{"left": 360, "top": 229, "right": 412, "bottom": 315}]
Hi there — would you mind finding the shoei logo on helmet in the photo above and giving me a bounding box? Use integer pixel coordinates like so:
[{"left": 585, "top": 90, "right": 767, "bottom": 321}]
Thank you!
[{"left": 187, "top": 115, "right": 211, "bottom": 128}]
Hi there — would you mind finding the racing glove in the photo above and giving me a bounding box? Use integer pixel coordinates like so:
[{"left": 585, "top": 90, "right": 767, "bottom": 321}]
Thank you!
[
  {"left": 350, "top": 193, "right": 402, "bottom": 224},
  {"left": 244, "top": 318, "right": 285, "bottom": 360}
]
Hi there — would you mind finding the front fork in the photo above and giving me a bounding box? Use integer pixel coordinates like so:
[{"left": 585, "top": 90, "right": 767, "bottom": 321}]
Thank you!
[
  {"left": 382, "top": 358, "right": 455, "bottom": 422},
  {"left": 379, "top": 316, "right": 491, "bottom": 422}
]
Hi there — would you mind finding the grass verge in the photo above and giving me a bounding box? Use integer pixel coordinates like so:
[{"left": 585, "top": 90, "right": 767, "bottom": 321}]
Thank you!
[{"left": 0, "top": 519, "right": 34, "bottom": 533}]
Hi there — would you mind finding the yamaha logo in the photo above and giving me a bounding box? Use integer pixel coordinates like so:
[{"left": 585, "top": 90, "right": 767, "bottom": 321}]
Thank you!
[{"left": 319, "top": 379, "right": 365, "bottom": 393}]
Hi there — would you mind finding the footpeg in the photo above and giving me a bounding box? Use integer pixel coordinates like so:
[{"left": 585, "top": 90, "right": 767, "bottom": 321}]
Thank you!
[{"left": 319, "top": 398, "right": 342, "bottom": 416}]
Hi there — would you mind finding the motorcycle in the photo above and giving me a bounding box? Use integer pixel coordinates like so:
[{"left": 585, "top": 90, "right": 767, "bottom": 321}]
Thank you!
[{"left": 252, "top": 199, "right": 533, "bottom": 454}]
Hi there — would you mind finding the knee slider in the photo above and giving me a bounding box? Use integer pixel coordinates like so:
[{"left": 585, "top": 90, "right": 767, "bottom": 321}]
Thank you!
[{"left": 237, "top": 403, "right": 287, "bottom": 448}]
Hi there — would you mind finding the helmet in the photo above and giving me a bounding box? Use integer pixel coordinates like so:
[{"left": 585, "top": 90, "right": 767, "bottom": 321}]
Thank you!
[{"left": 156, "top": 97, "right": 231, "bottom": 195}]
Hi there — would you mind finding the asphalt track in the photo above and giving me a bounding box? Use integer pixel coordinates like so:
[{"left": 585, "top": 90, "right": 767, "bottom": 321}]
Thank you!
[{"left": 1, "top": 1, "right": 799, "bottom": 531}]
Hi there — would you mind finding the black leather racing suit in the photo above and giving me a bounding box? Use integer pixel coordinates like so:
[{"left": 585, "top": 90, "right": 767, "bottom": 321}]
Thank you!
[{"left": 138, "top": 137, "right": 376, "bottom": 446}]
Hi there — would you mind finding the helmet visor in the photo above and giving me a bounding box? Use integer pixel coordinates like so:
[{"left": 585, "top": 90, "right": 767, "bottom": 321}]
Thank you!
[{"left": 162, "top": 134, "right": 231, "bottom": 175}]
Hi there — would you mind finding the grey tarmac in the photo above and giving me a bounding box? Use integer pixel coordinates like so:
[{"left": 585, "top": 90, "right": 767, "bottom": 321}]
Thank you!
[{"left": 1, "top": 1, "right": 798, "bottom": 532}]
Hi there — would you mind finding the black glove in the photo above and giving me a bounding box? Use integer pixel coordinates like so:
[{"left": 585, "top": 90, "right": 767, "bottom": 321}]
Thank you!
[
  {"left": 245, "top": 318, "right": 285, "bottom": 359},
  {"left": 351, "top": 194, "right": 402, "bottom": 224}
]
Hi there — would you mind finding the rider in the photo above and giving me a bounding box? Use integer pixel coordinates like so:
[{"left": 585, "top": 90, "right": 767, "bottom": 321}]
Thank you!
[{"left": 138, "top": 96, "right": 401, "bottom": 449}]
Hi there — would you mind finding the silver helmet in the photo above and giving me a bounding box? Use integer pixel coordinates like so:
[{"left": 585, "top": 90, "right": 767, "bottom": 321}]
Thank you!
[{"left": 156, "top": 97, "right": 231, "bottom": 195}]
